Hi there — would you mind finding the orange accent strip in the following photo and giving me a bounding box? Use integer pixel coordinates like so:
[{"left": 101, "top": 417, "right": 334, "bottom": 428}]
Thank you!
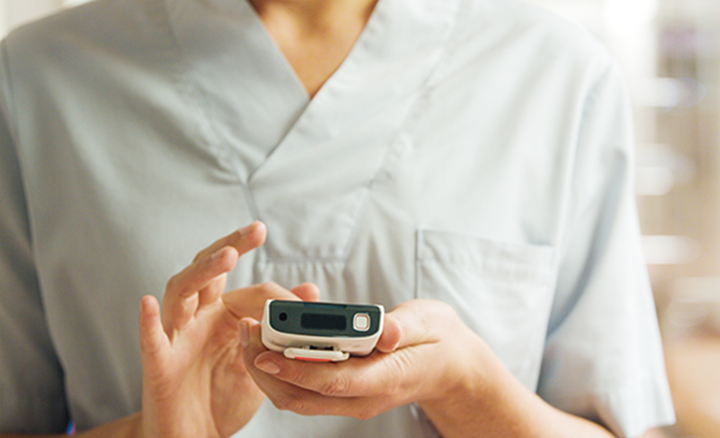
[{"left": 296, "top": 357, "right": 334, "bottom": 362}]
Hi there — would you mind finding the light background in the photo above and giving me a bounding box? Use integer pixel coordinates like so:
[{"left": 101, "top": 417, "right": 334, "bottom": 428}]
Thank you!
[{"left": 2, "top": 0, "right": 720, "bottom": 437}]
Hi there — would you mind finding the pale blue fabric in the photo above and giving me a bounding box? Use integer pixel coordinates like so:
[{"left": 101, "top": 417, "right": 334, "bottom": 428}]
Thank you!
[{"left": 0, "top": 0, "right": 674, "bottom": 436}]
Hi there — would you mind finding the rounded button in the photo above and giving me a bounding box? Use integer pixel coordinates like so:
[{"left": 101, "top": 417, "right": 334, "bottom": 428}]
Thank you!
[{"left": 353, "top": 313, "right": 370, "bottom": 332}]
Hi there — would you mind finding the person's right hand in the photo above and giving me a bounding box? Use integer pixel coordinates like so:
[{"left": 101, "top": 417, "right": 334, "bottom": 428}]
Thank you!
[{"left": 138, "top": 221, "right": 319, "bottom": 438}]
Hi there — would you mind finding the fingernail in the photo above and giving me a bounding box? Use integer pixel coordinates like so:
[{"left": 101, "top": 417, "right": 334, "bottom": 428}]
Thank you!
[
  {"left": 240, "top": 320, "right": 250, "bottom": 347},
  {"left": 255, "top": 359, "right": 281, "bottom": 375}
]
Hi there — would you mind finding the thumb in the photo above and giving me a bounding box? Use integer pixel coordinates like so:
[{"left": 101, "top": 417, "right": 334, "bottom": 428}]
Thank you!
[{"left": 376, "top": 300, "right": 447, "bottom": 353}]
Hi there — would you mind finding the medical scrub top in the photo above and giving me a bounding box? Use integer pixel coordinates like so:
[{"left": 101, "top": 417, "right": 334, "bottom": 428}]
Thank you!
[{"left": 0, "top": 0, "right": 675, "bottom": 436}]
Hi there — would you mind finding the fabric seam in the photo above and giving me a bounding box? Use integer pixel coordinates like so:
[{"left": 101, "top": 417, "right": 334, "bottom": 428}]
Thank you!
[
  {"left": 341, "top": 0, "right": 469, "bottom": 263},
  {"left": 153, "top": 0, "right": 263, "bottom": 223}
]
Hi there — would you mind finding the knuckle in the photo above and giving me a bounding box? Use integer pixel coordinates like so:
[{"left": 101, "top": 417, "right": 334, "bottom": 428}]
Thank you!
[
  {"left": 377, "top": 376, "right": 399, "bottom": 398},
  {"left": 165, "top": 275, "right": 181, "bottom": 293},
  {"left": 353, "top": 406, "right": 379, "bottom": 421},
  {"left": 318, "top": 372, "right": 351, "bottom": 397},
  {"left": 241, "top": 226, "right": 260, "bottom": 243},
  {"left": 285, "top": 398, "right": 309, "bottom": 415},
  {"left": 258, "top": 281, "right": 282, "bottom": 296},
  {"left": 268, "top": 393, "right": 290, "bottom": 410},
  {"left": 230, "top": 228, "right": 246, "bottom": 244},
  {"left": 280, "top": 365, "right": 308, "bottom": 386},
  {"left": 138, "top": 336, "right": 153, "bottom": 356},
  {"left": 391, "top": 349, "right": 414, "bottom": 375},
  {"left": 192, "top": 250, "right": 205, "bottom": 263},
  {"left": 271, "top": 392, "right": 308, "bottom": 415}
]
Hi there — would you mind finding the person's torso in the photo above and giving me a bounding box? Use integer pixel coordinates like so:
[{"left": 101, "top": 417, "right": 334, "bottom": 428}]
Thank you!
[{"left": 3, "top": 0, "right": 610, "bottom": 434}]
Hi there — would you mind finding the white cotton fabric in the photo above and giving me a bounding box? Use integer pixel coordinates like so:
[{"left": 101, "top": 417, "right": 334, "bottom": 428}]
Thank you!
[{"left": 0, "top": 0, "right": 674, "bottom": 436}]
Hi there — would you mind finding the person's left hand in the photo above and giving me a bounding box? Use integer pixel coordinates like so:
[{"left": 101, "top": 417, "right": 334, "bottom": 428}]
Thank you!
[{"left": 238, "top": 299, "right": 488, "bottom": 420}]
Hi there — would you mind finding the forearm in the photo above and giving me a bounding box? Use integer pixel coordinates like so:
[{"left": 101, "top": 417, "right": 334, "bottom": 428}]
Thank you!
[
  {"left": 0, "top": 412, "right": 143, "bottom": 438},
  {"left": 420, "top": 342, "right": 614, "bottom": 438}
]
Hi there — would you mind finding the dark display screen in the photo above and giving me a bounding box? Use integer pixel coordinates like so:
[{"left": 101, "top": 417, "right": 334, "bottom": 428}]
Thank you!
[{"left": 301, "top": 313, "right": 347, "bottom": 330}]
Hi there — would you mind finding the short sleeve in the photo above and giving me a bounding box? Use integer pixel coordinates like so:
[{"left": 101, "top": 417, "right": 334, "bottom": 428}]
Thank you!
[
  {"left": 536, "top": 63, "right": 675, "bottom": 437},
  {"left": 0, "top": 40, "right": 70, "bottom": 433}
]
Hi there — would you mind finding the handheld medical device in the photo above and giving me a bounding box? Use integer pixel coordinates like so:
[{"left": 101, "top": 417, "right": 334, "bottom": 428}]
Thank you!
[{"left": 261, "top": 300, "right": 384, "bottom": 362}]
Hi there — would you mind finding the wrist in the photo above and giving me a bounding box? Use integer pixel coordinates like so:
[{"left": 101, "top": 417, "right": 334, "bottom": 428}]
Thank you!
[{"left": 417, "top": 335, "right": 522, "bottom": 438}]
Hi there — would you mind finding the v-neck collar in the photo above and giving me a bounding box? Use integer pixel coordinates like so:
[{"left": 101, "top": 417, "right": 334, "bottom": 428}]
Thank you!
[
  {"left": 246, "top": 0, "right": 461, "bottom": 182},
  {"left": 240, "top": 0, "right": 312, "bottom": 101},
  {"left": 163, "top": 0, "right": 311, "bottom": 180},
  {"left": 163, "top": 0, "right": 462, "bottom": 260}
]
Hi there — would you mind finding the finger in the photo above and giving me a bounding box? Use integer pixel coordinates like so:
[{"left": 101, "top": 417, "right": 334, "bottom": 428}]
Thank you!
[
  {"left": 197, "top": 272, "right": 228, "bottom": 308},
  {"left": 167, "top": 246, "right": 239, "bottom": 301},
  {"left": 290, "top": 283, "right": 321, "bottom": 302},
  {"left": 240, "top": 318, "right": 388, "bottom": 418},
  {"left": 251, "top": 347, "right": 402, "bottom": 399},
  {"left": 193, "top": 221, "right": 267, "bottom": 263},
  {"left": 240, "top": 318, "right": 314, "bottom": 410},
  {"left": 245, "top": 301, "right": 460, "bottom": 419},
  {"left": 196, "top": 249, "right": 239, "bottom": 308},
  {"left": 163, "top": 246, "right": 239, "bottom": 333},
  {"left": 247, "top": 301, "right": 441, "bottom": 398},
  {"left": 170, "top": 221, "right": 263, "bottom": 304},
  {"left": 223, "top": 281, "right": 301, "bottom": 322},
  {"left": 240, "top": 318, "right": 366, "bottom": 415},
  {"left": 139, "top": 295, "right": 170, "bottom": 378}
]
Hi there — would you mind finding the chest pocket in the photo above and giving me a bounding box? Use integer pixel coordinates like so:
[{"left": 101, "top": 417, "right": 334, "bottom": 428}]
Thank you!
[{"left": 415, "top": 229, "right": 556, "bottom": 389}]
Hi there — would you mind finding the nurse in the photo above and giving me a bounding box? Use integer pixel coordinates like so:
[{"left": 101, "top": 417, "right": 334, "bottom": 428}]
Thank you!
[{"left": 0, "top": 0, "right": 674, "bottom": 437}]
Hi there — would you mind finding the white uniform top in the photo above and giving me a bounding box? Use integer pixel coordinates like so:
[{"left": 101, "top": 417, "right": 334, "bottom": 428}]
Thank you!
[{"left": 0, "top": 0, "right": 675, "bottom": 436}]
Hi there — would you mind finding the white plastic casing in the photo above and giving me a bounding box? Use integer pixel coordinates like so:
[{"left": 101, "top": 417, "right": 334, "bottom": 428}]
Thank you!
[{"left": 261, "top": 300, "right": 384, "bottom": 362}]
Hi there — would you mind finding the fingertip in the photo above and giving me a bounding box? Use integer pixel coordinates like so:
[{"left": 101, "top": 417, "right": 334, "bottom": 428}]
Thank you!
[
  {"left": 254, "top": 351, "right": 282, "bottom": 375},
  {"left": 252, "top": 220, "right": 267, "bottom": 234},
  {"left": 139, "top": 295, "right": 164, "bottom": 355},
  {"left": 245, "top": 221, "right": 267, "bottom": 248},
  {"left": 376, "top": 315, "right": 402, "bottom": 353},
  {"left": 140, "top": 295, "right": 160, "bottom": 319},
  {"left": 291, "top": 282, "right": 321, "bottom": 302}
]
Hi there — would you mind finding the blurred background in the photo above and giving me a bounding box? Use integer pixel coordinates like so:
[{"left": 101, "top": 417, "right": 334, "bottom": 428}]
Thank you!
[{"left": 1, "top": 0, "right": 719, "bottom": 437}]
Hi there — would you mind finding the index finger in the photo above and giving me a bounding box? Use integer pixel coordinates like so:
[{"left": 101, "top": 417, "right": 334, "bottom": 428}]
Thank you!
[{"left": 193, "top": 221, "right": 267, "bottom": 263}]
